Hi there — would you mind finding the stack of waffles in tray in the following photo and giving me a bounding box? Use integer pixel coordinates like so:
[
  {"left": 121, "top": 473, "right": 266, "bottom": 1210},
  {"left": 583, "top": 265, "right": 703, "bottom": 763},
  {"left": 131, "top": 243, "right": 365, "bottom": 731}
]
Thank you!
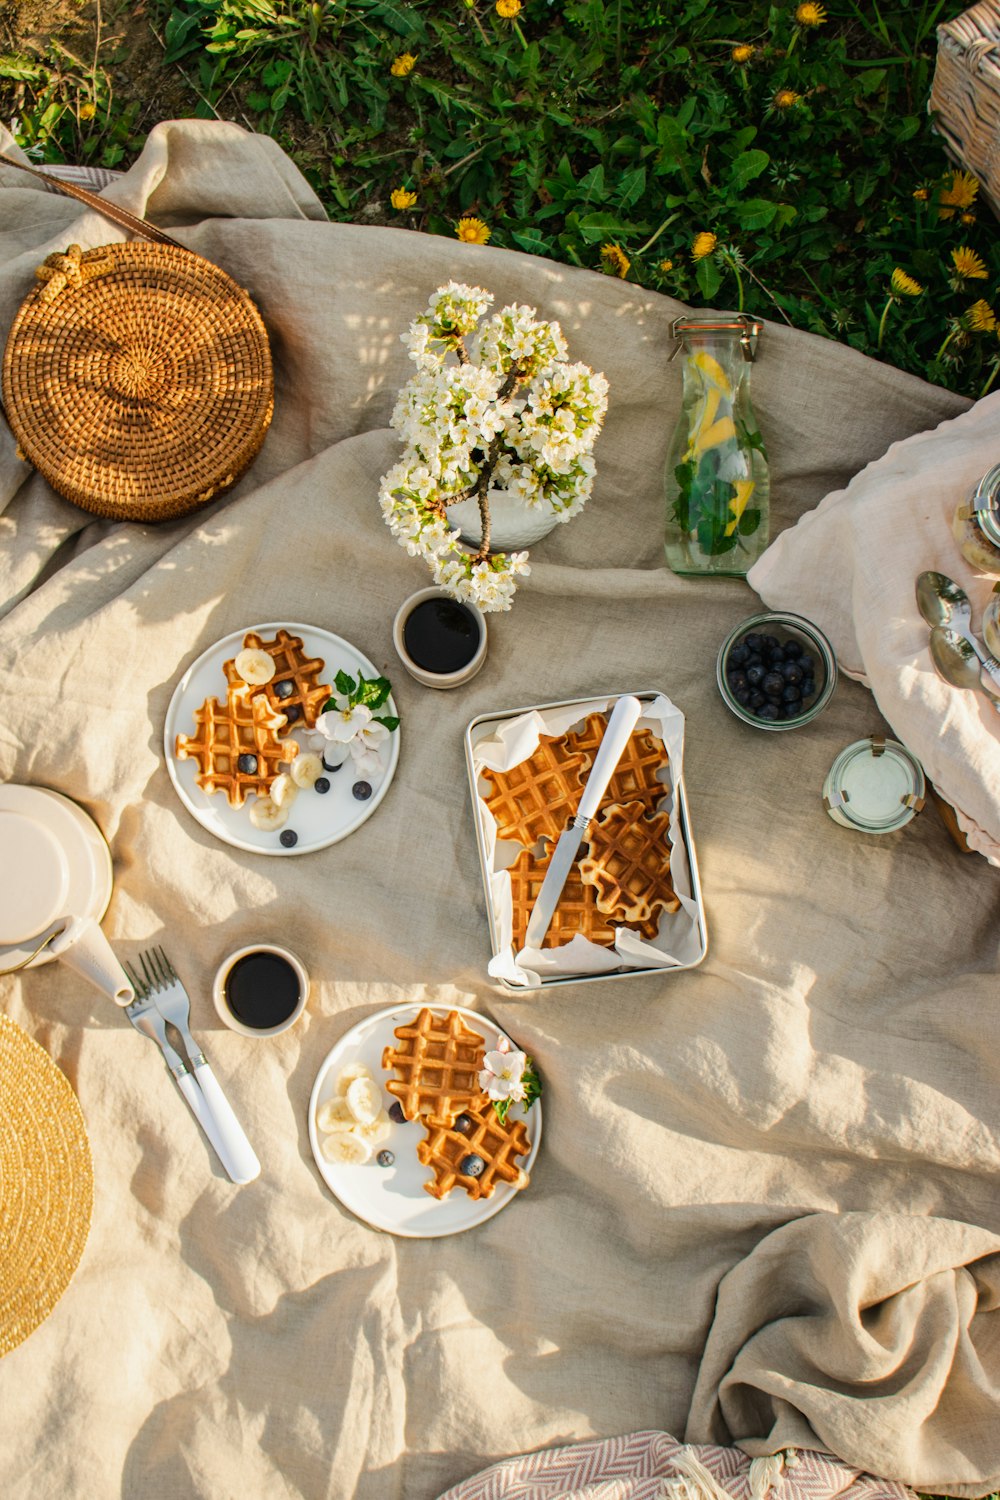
[
  {"left": 382, "top": 1008, "right": 531, "bottom": 1201},
  {"left": 480, "top": 711, "right": 681, "bottom": 953},
  {"left": 175, "top": 628, "right": 330, "bottom": 811}
]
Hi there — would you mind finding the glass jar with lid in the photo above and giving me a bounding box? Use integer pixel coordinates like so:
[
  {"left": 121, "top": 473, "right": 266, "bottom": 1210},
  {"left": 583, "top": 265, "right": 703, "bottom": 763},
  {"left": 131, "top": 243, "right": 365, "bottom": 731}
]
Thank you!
[
  {"left": 664, "top": 314, "right": 769, "bottom": 577},
  {"left": 952, "top": 463, "right": 1000, "bottom": 575}
]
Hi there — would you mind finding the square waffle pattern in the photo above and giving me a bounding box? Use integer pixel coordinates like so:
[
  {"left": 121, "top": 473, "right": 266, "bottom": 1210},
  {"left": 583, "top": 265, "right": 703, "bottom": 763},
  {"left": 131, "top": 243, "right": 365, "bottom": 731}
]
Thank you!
[
  {"left": 417, "top": 1102, "right": 531, "bottom": 1201},
  {"left": 578, "top": 800, "right": 681, "bottom": 923},
  {"left": 224, "top": 628, "right": 331, "bottom": 730},
  {"left": 174, "top": 689, "right": 295, "bottom": 807},
  {"left": 481, "top": 734, "right": 589, "bottom": 849},
  {"left": 508, "top": 847, "right": 620, "bottom": 951},
  {"left": 381, "top": 1007, "right": 488, "bottom": 1123},
  {"left": 565, "top": 713, "right": 669, "bottom": 817}
]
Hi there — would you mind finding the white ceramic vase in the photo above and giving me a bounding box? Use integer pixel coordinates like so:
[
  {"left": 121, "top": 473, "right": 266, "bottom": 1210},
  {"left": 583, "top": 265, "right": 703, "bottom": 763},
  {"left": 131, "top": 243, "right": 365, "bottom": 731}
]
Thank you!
[{"left": 448, "top": 487, "right": 561, "bottom": 550}]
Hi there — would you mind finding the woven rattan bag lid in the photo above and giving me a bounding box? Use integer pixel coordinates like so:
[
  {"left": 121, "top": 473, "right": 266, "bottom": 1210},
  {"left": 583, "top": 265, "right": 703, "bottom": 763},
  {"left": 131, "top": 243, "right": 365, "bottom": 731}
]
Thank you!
[
  {"left": 2, "top": 239, "right": 273, "bottom": 523},
  {"left": 0, "top": 1013, "right": 93, "bottom": 1357}
]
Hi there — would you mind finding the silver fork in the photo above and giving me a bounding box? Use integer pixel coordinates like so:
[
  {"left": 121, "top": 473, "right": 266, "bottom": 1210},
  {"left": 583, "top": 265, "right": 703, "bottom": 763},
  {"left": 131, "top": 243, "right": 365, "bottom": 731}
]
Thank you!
[{"left": 124, "top": 949, "right": 260, "bottom": 1185}]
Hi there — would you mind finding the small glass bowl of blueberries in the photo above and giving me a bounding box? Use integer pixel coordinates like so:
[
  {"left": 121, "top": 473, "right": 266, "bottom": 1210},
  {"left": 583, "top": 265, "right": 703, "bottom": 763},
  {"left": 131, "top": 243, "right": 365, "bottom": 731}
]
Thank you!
[{"left": 716, "top": 611, "right": 837, "bottom": 731}]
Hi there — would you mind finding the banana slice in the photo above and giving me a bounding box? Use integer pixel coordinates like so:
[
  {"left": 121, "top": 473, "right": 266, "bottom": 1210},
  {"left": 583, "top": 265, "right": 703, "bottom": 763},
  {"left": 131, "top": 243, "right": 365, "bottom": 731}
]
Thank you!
[
  {"left": 346, "top": 1075, "right": 384, "bottom": 1126},
  {"left": 249, "top": 795, "right": 287, "bottom": 831},
  {"left": 335, "top": 1062, "right": 374, "bottom": 1096},
  {"left": 270, "top": 773, "right": 298, "bottom": 809},
  {"left": 291, "top": 752, "right": 324, "bottom": 790},
  {"left": 316, "top": 1096, "right": 355, "bottom": 1133},
  {"left": 320, "top": 1131, "right": 373, "bottom": 1165},
  {"left": 235, "top": 648, "right": 275, "bottom": 686},
  {"left": 355, "top": 1110, "right": 391, "bottom": 1147}
]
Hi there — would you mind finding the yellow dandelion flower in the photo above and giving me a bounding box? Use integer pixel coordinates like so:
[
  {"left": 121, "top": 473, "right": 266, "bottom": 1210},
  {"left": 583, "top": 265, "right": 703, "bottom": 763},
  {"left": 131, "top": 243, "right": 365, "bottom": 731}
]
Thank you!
[
  {"left": 774, "top": 89, "right": 800, "bottom": 109},
  {"left": 952, "top": 246, "right": 988, "bottom": 280},
  {"left": 961, "top": 211, "right": 977, "bottom": 225},
  {"left": 912, "top": 187, "right": 929, "bottom": 202},
  {"left": 938, "top": 169, "right": 979, "bottom": 219},
  {"left": 456, "top": 216, "right": 491, "bottom": 245},
  {"left": 658, "top": 258, "right": 674, "bottom": 273},
  {"left": 691, "top": 231, "right": 717, "bottom": 261},
  {"left": 496, "top": 0, "right": 522, "bottom": 14},
  {"left": 795, "top": 2, "right": 827, "bottom": 24},
  {"left": 890, "top": 267, "right": 923, "bottom": 298},
  {"left": 79, "top": 101, "right": 96, "bottom": 121},
  {"left": 390, "top": 53, "right": 416, "bottom": 77},
  {"left": 966, "top": 299, "right": 997, "bottom": 332},
  {"left": 731, "top": 44, "right": 754, "bottom": 64},
  {"left": 600, "top": 244, "right": 630, "bottom": 279},
  {"left": 390, "top": 187, "right": 418, "bottom": 211}
]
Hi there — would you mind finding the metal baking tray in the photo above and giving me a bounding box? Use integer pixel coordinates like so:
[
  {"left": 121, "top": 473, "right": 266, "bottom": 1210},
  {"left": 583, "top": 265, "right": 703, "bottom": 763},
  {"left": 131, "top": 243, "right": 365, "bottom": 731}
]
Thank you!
[{"left": 464, "top": 691, "right": 708, "bottom": 990}]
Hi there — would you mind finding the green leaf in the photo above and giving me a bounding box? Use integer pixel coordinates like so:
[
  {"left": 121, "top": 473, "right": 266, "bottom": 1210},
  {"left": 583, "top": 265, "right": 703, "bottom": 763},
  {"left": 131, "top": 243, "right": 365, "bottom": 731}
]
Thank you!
[
  {"left": 734, "top": 197, "right": 778, "bottom": 231},
  {"left": 617, "top": 165, "right": 646, "bottom": 208},
  {"left": 374, "top": 714, "right": 400, "bottom": 732},
  {"left": 510, "top": 229, "right": 551, "bottom": 256},
  {"left": 334, "top": 669, "right": 356, "bottom": 700},
  {"left": 738, "top": 507, "right": 761, "bottom": 536},
  {"left": 695, "top": 255, "right": 721, "bottom": 300},
  {"left": 729, "top": 149, "right": 768, "bottom": 191},
  {"left": 576, "top": 212, "right": 645, "bottom": 243}
]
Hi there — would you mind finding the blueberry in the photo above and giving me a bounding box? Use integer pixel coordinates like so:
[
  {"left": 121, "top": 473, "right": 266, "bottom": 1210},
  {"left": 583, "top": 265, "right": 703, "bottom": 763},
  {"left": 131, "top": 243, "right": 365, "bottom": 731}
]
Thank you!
[
  {"left": 781, "top": 661, "right": 803, "bottom": 684},
  {"left": 283, "top": 704, "right": 301, "bottom": 724},
  {"left": 376, "top": 1149, "right": 395, "bottom": 1168},
  {"left": 801, "top": 677, "right": 816, "bottom": 700},
  {"left": 459, "top": 1152, "right": 485, "bottom": 1178},
  {"left": 781, "top": 684, "right": 801, "bottom": 704},
  {"left": 799, "top": 654, "right": 815, "bottom": 676},
  {"left": 743, "top": 633, "right": 763, "bottom": 653},
  {"left": 734, "top": 689, "right": 751, "bottom": 707},
  {"left": 728, "top": 644, "right": 749, "bottom": 668},
  {"left": 273, "top": 679, "right": 294, "bottom": 699},
  {"left": 749, "top": 691, "right": 766, "bottom": 709},
  {"left": 727, "top": 670, "right": 748, "bottom": 694},
  {"left": 314, "top": 777, "right": 330, "bottom": 794},
  {"left": 352, "top": 781, "right": 372, "bottom": 801},
  {"left": 388, "top": 1101, "right": 408, "bottom": 1124},
  {"left": 756, "top": 703, "right": 780, "bottom": 721},
  {"left": 763, "top": 672, "right": 785, "bottom": 699},
  {"left": 452, "top": 1113, "right": 473, "bottom": 1135},
  {"left": 279, "top": 829, "right": 298, "bottom": 847},
  {"left": 236, "top": 753, "right": 258, "bottom": 775},
  {"left": 762, "top": 634, "right": 780, "bottom": 653},
  {"left": 782, "top": 702, "right": 801, "bottom": 719},
  {"left": 322, "top": 755, "right": 344, "bottom": 773},
  {"left": 769, "top": 646, "right": 786, "bottom": 665},
  {"left": 746, "top": 664, "right": 765, "bottom": 687}
]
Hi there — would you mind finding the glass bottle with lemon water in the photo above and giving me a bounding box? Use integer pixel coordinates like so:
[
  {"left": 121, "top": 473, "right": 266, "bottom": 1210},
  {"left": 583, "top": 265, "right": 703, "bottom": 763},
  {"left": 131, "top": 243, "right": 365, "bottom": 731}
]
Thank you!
[{"left": 664, "top": 315, "right": 769, "bottom": 577}]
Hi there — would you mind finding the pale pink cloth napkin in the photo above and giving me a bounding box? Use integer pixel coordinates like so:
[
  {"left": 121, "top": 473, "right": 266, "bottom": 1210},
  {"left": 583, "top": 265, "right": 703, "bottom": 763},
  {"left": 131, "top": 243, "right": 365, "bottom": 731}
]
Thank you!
[
  {"left": 748, "top": 392, "right": 1000, "bottom": 864},
  {"left": 436, "top": 1432, "right": 914, "bottom": 1500}
]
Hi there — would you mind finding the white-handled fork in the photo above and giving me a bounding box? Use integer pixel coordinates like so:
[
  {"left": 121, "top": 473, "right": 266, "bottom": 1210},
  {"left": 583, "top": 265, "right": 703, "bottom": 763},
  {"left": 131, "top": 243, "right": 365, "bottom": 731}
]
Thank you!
[{"left": 124, "top": 948, "right": 260, "bottom": 1185}]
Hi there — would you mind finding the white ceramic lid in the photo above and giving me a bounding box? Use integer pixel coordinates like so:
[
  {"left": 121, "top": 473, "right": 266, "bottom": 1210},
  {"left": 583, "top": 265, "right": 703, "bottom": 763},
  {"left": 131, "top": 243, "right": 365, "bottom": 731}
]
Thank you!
[{"left": 0, "top": 786, "right": 113, "bottom": 969}]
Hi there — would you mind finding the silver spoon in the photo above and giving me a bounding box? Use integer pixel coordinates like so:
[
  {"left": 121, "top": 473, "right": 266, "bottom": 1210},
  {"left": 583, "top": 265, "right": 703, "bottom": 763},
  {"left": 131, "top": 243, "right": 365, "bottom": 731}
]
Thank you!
[
  {"left": 916, "top": 571, "right": 1000, "bottom": 687},
  {"left": 929, "top": 626, "right": 1000, "bottom": 713}
]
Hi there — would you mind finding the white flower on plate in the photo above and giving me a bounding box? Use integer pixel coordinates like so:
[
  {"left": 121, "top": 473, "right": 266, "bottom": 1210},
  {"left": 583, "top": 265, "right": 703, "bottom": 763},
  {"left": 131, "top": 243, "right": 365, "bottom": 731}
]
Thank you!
[
  {"left": 317, "top": 701, "right": 372, "bottom": 744},
  {"left": 352, "top": 719, "right": 389, "bottom": 754},
  {"left": 350, "top": 746, "right": 383, "bottom": 780},
  {"left": 479, "top": 1036, "right": 528, "bottom": 1103}
]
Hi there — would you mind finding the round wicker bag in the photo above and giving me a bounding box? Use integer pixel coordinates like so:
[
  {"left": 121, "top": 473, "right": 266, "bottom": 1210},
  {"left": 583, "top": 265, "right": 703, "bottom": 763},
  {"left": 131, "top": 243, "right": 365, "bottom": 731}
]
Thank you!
[
  {"left": 3, "top": 240, "right": 273, "bottom": 522},
  {"left": 0, "top": 158, "right": 273, "bottom": 523}
]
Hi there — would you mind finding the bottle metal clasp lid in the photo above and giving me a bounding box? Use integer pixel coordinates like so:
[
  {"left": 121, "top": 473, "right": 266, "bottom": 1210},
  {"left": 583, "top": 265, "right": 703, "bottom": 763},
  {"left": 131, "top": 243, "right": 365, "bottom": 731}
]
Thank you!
[{"left": 671, "top": 313, "right": 764, "bottom": 362}]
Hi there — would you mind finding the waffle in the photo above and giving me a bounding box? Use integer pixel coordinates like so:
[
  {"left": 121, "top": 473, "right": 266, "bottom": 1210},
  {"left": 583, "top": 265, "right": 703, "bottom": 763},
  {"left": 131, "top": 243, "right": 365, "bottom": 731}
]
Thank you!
[
  {"left": 480, "top": 733, "right": 589, "bottom": 850},
  {"left": 508, "top": 847, "right": 620, "bottom": 951},
  {"left": 224, "top": 628, "right": 331, "bottom": 730},
  {"left": 565, "top": 712, "right": 668, "bottom": 816},
  {"left": 175, "top": 688, "right": 295, "bottom": 807},
  {"left": 579, "top": 800, "right": 680, "bottom": 924},
  {"left": 417, "top": 1101, "right": 531, "bottom": 1201},
  {"left": 381, "top": 1008, "right": 488, "bottom": 1123}
]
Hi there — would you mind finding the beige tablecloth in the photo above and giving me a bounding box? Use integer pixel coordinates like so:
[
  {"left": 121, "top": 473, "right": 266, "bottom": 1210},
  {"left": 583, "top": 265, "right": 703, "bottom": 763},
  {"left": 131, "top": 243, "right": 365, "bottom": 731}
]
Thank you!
[{"left": 0, "top": 122, "right": 997, "bottom": 1500}]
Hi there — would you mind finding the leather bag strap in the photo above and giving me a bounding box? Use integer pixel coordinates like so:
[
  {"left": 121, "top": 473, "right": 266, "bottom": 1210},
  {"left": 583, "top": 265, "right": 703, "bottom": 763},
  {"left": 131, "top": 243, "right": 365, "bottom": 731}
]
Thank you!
[{"left": 0, "top": 150, "right": 186, "bottom": 249}]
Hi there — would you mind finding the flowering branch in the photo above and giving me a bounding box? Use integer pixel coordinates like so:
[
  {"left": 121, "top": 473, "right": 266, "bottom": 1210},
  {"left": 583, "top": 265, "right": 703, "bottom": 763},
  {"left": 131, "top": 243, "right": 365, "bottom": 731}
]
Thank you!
[{"left": 378, "top": 282, "right": 608, "bottom": 611}]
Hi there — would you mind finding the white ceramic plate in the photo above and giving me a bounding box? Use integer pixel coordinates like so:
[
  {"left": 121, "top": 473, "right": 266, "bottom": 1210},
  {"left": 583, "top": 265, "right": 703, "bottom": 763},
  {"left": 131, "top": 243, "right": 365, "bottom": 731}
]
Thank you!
[
  {"left": 308, "top": 1003, "right": 542, "bottom": 1238},
  {"left": 164, "top": 621, "right": 400, "bottom": 856},
  {"left": 0, "top": 785, "right": 113, "bottom": 971}
]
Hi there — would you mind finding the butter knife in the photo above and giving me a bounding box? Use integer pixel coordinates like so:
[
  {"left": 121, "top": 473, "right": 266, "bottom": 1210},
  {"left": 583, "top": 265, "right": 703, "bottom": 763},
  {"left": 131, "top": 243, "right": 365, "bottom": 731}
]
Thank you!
[{"left": 525, "top": 695, "right": 643, "bottom": 949}]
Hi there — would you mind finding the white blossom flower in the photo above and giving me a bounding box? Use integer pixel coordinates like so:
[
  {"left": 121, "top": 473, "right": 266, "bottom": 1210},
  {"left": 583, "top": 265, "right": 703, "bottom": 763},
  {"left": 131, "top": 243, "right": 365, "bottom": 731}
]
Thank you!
[
  {"left": 317, "top": 703, "right": 372, "bottom": 743},
  {"left": 479, "top": 1043, "right": 529, "bottom": 1102},
  {"left": 350, "top": 745, "right": 383, "bottom": 779},
  {"left": 352, "top": 719, "right": 390, "bottom": 753}
]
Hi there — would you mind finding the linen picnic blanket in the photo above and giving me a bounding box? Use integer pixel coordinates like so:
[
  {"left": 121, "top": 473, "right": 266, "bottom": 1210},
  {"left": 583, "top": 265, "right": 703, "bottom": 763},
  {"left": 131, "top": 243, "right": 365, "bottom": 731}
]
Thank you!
[{"left": 0, "top": 121, "right": 997, "bottom": 1500}]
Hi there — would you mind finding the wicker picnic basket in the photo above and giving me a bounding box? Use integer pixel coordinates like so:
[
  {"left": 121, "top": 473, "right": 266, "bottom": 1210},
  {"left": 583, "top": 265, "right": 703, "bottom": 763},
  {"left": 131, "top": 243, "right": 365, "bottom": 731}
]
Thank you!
[
  {"left": 931, "top": 0, "right": 1000, "bottom": 217},
  {"left": 0, "top": 155, "right": 273, "bottom": 523}
]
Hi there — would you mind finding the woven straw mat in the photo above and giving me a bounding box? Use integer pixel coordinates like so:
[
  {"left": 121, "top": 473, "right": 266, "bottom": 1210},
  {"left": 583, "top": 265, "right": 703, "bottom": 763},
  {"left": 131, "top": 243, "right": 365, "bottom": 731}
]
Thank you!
[
  {"left": 2, "top": 240, "right": 273, "bottom": 523},
  {"left": 0, "top": 1014, "right": 93, "bottom": 1357}
]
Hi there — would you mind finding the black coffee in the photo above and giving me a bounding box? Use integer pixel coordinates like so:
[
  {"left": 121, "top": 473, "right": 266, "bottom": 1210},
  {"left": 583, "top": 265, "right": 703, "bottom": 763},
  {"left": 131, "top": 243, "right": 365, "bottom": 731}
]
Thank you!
[
  {"left": 403, "top": 598, "right": 481, "bottom": 674},
  {"left": 225, "top": 952, "right": 301, "bottom": 1030}
]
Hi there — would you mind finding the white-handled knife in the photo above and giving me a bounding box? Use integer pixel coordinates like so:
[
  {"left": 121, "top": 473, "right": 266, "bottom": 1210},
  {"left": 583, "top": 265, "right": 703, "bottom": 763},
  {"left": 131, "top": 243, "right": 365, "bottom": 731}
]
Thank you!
[{"left": 524, "top": 695, "right": 644, "bottom": 949}]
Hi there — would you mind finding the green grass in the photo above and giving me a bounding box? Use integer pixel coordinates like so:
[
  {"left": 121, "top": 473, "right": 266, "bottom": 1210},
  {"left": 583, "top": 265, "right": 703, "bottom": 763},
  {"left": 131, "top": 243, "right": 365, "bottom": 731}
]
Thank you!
[{"left": 4, "top": 1, "right": 1000, "bottom": 395}]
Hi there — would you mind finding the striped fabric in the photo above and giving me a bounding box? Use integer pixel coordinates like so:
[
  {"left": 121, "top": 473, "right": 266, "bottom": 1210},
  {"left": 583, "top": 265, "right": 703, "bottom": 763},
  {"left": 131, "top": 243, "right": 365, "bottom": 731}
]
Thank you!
[
  {"left": 39, "top": 163, "right": 122, "bottom": 192},
  {"left": 436, "top": 1434, "right": 916, "bottom": 1500}
]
